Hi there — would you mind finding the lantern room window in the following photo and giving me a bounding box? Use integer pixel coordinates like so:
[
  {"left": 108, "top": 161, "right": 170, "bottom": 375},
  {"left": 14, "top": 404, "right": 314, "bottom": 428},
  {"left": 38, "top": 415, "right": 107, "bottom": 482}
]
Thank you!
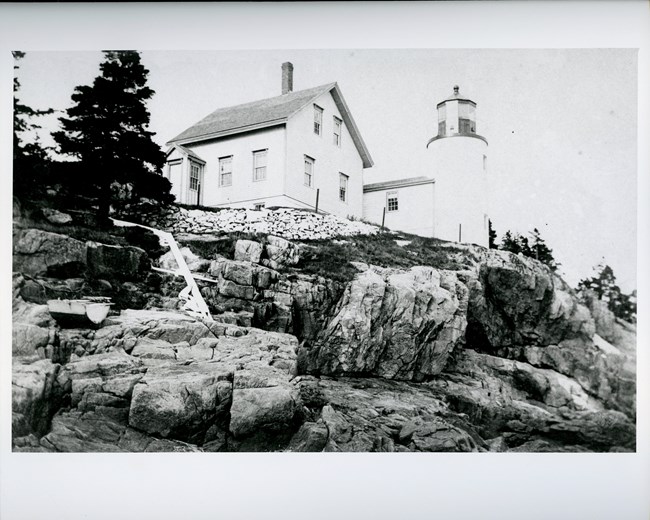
[{"left": 458, "top": 101, "right": 477, "bottom": 133}]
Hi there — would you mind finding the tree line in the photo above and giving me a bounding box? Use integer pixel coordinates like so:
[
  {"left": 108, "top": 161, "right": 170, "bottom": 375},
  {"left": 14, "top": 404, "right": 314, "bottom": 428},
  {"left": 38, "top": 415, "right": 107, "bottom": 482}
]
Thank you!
[
  {"left": 13, "top": 50, "right": 173, "bottom": 221},
  {"left": 489, "top": 221, "right": 636, "bottom": 323}
]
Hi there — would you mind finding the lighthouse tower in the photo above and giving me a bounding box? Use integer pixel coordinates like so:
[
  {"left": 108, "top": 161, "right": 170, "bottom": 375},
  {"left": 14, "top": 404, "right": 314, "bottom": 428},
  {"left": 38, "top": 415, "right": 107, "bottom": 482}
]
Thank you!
[{"left": 427, "top": 85, "right": 489, "bottom": 247}]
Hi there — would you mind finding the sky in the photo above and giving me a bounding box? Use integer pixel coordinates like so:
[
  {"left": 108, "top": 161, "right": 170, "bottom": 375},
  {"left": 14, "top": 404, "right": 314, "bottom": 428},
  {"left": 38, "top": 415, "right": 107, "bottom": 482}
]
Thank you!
[{"left": 14, "top": 48, "right": 638, "bottom": 292}]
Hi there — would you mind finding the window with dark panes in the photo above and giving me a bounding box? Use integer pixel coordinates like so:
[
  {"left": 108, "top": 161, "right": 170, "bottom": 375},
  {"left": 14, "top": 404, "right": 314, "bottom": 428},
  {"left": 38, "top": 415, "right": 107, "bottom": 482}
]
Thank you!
[
  {"left": 219, "top": 156, "right": 232, "bottom": 187},
  {"left": 387, "top": 191, "right": 399, "bottom": 212}
]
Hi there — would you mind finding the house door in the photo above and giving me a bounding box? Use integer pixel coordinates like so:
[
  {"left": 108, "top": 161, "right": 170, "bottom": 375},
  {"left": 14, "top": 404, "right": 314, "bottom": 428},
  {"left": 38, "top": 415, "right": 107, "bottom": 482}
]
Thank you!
[
  {"left": 168, "top": 161, "right": 183, "bottom": 202},
  {"left": 187, "top": 161, "right": 203, "bottom": 206}
]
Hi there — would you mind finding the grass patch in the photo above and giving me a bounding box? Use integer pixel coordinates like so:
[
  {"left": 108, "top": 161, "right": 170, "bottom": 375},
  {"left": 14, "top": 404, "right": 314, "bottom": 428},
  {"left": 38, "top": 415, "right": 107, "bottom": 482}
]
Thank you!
[{"left": 296, "top": 232, "right": 483, "bottom": 283}]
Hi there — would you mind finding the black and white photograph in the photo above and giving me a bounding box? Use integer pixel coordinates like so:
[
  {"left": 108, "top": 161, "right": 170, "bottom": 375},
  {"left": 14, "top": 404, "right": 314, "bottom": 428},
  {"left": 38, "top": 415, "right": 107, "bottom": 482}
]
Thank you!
[{"left": 1, "top": 2, "right": 649, "bottom": 519}]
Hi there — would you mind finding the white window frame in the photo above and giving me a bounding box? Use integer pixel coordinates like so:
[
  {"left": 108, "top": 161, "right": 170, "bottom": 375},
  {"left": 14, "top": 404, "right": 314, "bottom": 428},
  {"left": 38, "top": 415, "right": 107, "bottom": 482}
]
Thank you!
[
  {"left": 253, "top": 149, "right": 267, "bottom": 182},
  {"left": 219, "top": 156, "right": 233, "bottom": 187},
  {"left": 314, "top": 105, "right": 323, "bottom": 136},
  {"left": 339, "top": 172, "right": 348, "bottom": 203},
  {"left": 304, "top": 155, "right": 315, "bottom": 187},
  {"left": 387, "top": 191, "right": 399, "bottom": 212},
  {"left": 189, "top": 162, "right": 200, "bottom": 191},
  {"left": 333, "top": 116, "right": 342, "bottom": 147}
]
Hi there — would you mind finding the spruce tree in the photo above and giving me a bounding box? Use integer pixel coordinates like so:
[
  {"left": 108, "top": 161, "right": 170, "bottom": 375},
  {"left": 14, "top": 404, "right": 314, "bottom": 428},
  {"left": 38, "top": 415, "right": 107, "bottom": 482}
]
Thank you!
[
  {"left": 53, "top": 51, "right": 171, "bottom": 216},
  {"left": 577, "top": 263, "right": 636, "bottom": 323},
  {"left": 498, "top": 228, "right": 558, "bottom": 271},
  {"left": 13, "top": 51, "right": 54, "bottom": 197},
  {"left": 488, "top": 219, "right": 497, "bottom": 249},
  {"left": 528, "top": 228, "right": 559, "bottom": 271},
  {"left": 499, "top": 230, "right": 528, "bottom": 255}
]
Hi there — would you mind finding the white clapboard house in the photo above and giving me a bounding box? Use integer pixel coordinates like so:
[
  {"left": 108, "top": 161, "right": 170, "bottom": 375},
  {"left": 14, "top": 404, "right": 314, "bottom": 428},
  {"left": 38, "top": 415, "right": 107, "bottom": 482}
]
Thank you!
[{"left": 164, "top": 62, "right": 373, "bottom": 219}]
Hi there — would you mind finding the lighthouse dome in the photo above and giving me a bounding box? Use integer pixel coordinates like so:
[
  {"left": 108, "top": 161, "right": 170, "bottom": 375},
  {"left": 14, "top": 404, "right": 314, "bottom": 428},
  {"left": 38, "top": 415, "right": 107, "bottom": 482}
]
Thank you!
[
  {"left": 436, "top": 85, "right": 476, "bottom": 106},
  {"left": 427, "top": 85, "right": 487, "bottom": 147}
]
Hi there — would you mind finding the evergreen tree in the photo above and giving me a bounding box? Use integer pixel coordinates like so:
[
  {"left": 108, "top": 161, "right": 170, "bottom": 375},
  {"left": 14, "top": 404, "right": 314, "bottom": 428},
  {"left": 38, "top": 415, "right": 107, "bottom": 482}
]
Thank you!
[
  {"left": 578, "top": 263, "right": 617, "bottom": 301},
  {"left": 577, "top": 263, "right": 636, "bottom": 323},
  {"left": 13, "top": 51, "right": 54, "bottom": 196},
  {"left": 498, "top": 228, "right": 558, "bottom": 271},
  {"left": 488, "top": 219, "right": 497, "bottom": 249},
  {"left": 499, "top": 230, "right": 530, "bottom": 256},
  {"left": 528, "top": 228, "right": 559, "bottom": 271},
  {"left": 53, "top": 51, "right": 172, "bottom": 216}
]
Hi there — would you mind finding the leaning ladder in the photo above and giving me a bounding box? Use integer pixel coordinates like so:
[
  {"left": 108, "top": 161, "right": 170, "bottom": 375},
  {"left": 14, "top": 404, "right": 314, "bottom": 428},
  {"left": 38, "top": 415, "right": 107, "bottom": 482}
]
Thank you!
[{"left": 110, "top": 218, "right": 213, "bottom": 322}]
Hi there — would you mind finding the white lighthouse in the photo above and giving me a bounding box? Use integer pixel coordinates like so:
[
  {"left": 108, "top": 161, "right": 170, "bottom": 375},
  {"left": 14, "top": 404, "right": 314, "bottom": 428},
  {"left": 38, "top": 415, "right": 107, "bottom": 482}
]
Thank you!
[{"left": 427, "top": 85, "right": 489, "bottom": 248}]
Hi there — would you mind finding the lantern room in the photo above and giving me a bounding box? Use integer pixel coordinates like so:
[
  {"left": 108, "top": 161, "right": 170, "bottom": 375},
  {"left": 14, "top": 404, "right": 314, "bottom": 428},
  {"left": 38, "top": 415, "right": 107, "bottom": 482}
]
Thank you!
[{"left": 432, "top": 85, "right": 486, "bottom": 144}]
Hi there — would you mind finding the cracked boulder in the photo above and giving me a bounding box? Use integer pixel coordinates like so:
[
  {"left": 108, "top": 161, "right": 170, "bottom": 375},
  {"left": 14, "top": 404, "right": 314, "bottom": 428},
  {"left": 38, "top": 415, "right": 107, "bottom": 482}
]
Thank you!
[
  {"left": 426, "top": 349, "right": 635, "bottom": 452},
  {"left": 110, "top": 309, "right": 216, "bottom": 345},
  {"left": 262, "top": 235, "right": 301, "bottom": 269},
  {"left": 86, "top": 242, "right": 150, "bottom": 281},
  {"left": 234, "top": 239, "right": 263, "bottom": 264},
  {"left": 56, "top": 350, "right": 146, "bottom": 424},
  {"left": 128, "top": 363, "right": 233, "bottom": 445},
  {"left": 291, "top": 376, "right": 479, "bottom": 452},
  {"left": 13, "top": 228, "right": 87, "bottom": 277},
  {"left": 466, "top": 250, "right": 595, "bottom": 349},
  {"left": 299, "top": 265, "right": 468, "bottom": 381},
  {"left": 36, "top": 411, "right": 200, "bottom": 452},
  {"left": 12, "top": 359, "right": 63, "bottom": 438},
  {"left": 495, "top": 336, "right": 636, "bottom": 417}
]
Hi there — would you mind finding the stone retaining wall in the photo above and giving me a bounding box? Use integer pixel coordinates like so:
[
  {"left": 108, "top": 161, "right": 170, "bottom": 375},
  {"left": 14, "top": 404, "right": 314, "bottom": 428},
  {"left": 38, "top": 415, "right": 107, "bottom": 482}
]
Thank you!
[{"left": 134, "top": 205, "right": 380, "bottom": 240}]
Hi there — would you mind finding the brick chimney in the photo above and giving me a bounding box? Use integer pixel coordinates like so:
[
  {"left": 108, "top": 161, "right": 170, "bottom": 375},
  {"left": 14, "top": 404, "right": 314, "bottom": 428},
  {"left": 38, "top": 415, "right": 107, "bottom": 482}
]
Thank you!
[{"left": 281, "top": 62, "right": 293, "bottom": 95}]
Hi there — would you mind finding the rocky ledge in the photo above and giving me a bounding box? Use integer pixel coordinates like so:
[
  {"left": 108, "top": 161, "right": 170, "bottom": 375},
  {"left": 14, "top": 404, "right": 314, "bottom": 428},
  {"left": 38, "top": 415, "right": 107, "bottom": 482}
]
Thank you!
[
  {"left": 12, "top": 227, "right": 636, "bottom": 452},
  {"left": 13, "top": 309, "right": 302, "bottom": 452}
]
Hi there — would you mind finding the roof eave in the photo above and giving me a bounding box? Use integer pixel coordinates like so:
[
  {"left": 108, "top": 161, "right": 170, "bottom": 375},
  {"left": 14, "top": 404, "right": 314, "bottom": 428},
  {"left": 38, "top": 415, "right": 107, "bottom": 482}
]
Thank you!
[
  {"left": 437, "top": 98, "right": 476, "bottom": 107},
  {"left": 166, "top": 119, "right": 288, "bottom": 146},
  {"left": 328, "top": 83, "right": 374, "bottom": 168},
  {"left": 165, "top": 144, "right": 207, "bottom": 164},
  {"left": 363, "top": 177, "right": 435, "bottom": 193}
]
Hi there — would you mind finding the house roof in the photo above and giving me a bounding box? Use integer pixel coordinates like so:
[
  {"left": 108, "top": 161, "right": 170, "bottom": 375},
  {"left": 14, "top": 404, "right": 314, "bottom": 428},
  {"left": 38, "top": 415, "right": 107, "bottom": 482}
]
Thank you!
[
  {"left": 167, "top": 82, "right": 374, "bottom": 168},
  {"left": 363, "top": 176, "right": 435, "bottom": 193},
  {"left": 165, "top": 144, "right": 206, "bottom": 164},
  {"left": 437, "top": 86, "right": 476, "bottom": 108}
]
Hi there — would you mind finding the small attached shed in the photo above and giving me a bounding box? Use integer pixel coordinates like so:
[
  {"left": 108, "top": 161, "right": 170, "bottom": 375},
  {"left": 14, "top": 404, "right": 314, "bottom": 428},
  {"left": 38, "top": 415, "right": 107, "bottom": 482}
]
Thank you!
[
  {"left": 362, "top": 176, "right": 436, "bottom": 237},
  {"left": 164, "top": 145, "right": 206, "bottom": 206}
]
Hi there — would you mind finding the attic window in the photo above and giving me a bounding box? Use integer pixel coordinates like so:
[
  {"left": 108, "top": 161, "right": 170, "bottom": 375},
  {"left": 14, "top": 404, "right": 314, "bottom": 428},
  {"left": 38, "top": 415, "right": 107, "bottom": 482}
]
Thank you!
[
  {"left": 304, "top": 155, "right": 315, "bottom": 187},
  {"left": 333, "top": 116, "right": 342, "bottom": 147},
  {"left": 314, "top": 105, "right": 323, "bottom": 135}
]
